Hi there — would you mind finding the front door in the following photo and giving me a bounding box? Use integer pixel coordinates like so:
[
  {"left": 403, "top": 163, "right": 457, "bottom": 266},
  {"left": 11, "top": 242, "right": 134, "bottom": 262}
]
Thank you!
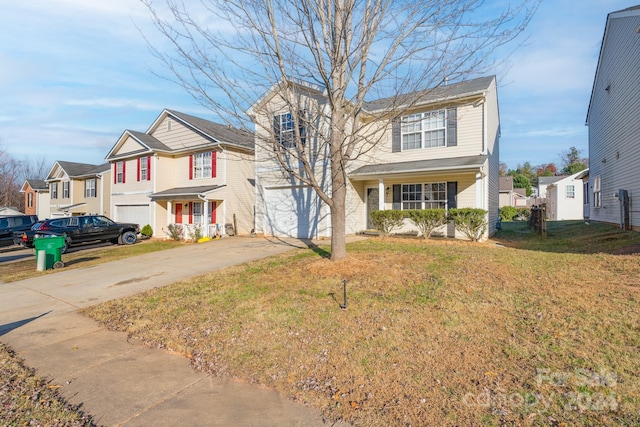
[
  {"left": 175, "top": 203, "right": 183, "bottom": 224},
  {"left": 366, "top": 188, "right": 379, "bottom": 230}
]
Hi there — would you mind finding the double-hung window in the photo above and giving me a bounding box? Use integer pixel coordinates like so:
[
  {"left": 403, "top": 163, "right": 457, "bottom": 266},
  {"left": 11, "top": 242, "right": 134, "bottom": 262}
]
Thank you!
[
  {"left": 566, "top": 185, "right": 575, "bottom": 199},
  {"left": 192, "top": 202, "right": 203, "bottom": 224},
  {"left": 401, "top": 110, "right": 447, "bottom": 150},
  {"left": 85, "top": 179, "right": 96, "bottom": 198},
  {"left": 115, "top": 161, "right": 125, "bottom": 183},
  {"left": 593, "top": 176, "right": 601, "bottom": 208},
  {"left": 28, "top": 193, "right": 33, "bottom": 207},
  {"left": 274, "top": 111, "right": 306, "bottom": 148},
  {"left": 139, "top": 156, "right": 149, "bottom": 181},
  {"left": 51, "top": 182, "right": 58, "bottom": 199},
  {"left": 401, "top": 182, "right": 447, "bottom": 210},
  {"left": 193, "top": 152, "right": 212, "bottom": 179},
  {"left": 62, "top": 181, "right": 69, "bottom": 198}
]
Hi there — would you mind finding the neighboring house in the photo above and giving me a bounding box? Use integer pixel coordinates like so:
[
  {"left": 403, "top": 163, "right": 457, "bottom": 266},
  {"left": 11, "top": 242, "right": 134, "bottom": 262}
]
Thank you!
[
  {"left": 499, "top": 176, "right": 527, "bottom": 208},
  {"left": 46, "top": 161, "right": 111, "bottom": 217},
  {"left": 586, "top": 5, "right": 640, "bottom": 231},
  {"left": 575, "top": 169, "right": 590, "bottom": 221},
  {"left": 105, "top": 109, "right": 255, "bottom": 239},
  {"left": 537, "top": 175, "right": 566, "bottom": 203},
  {"left": 0, "top": 207, "right": 23, "bottom": 216},
  {"left": 20, "top": 179, "right": 50, "bottom": 219},
  {"left": 250, "top": 75, "right": 500, "bottom": 239},
  {"left": 545, "top": 171, "right": 585, "bottom": 221}
]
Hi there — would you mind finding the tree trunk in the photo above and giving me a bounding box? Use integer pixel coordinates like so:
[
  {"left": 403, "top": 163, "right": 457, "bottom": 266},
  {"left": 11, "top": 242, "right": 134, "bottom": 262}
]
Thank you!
[{"left": 330, "top": 171, "right": 347, "bottom": 260}]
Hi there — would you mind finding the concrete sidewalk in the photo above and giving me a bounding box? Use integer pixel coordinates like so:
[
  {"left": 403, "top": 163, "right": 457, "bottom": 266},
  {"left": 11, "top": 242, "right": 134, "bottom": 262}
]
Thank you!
[{"left": 0, "top": 237, "right": 349, "bottom": 426}]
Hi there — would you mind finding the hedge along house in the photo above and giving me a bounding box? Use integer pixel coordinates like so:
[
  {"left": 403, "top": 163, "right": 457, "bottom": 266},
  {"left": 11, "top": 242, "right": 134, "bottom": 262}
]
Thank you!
[
  {"left": 249, "top": 76, "right": 500, "bottom": 239},
  {"left": 105, "top": 109, "right": 255, "bottom": 239}
]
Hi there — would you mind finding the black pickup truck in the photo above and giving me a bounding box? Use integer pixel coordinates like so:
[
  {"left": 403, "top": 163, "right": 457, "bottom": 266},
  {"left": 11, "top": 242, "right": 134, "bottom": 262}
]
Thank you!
[
  {"left": 0, "top": 215, "right": 39, "bottom": 247},
  {"left": 14, "top": 215, "right": 139, "bottom": 253}
]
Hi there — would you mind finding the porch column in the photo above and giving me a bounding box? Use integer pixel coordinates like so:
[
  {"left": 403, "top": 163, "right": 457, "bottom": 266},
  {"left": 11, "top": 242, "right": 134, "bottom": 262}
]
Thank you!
[
  {"left": 378, "top": 179, "right": 385, "bottom": 210},
  {"left": 202, "top": 199, "right": 210, "bottom": 237},
  {"left": 167, "top": 200, "right": 172, "bottom": 234}
]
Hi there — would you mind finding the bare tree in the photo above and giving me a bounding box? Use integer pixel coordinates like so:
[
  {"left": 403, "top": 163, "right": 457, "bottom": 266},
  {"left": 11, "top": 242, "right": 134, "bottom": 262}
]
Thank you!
[
  {"left": 0, "top": 141, "right": 49, "bottom": 212},
  {"left": 143, "top": 0, "right": 538, "bottom": 260}
]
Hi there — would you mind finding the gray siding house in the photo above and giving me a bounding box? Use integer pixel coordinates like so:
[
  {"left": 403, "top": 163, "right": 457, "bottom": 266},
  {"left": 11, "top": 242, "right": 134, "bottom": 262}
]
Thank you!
[{"left": 586, "top": 5, "right": 640, "bottom": 231}]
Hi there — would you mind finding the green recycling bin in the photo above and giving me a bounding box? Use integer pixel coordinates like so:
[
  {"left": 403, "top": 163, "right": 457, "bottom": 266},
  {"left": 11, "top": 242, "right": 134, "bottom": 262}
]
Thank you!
[{"left": 34, "top": 235, "right": 66, "bottom": 270}]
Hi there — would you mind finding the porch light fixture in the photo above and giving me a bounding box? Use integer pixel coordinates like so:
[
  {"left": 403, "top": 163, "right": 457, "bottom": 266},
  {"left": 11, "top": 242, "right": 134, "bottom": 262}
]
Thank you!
[{"left": 385, "top": 186, "right": 390, "bottom": 196}]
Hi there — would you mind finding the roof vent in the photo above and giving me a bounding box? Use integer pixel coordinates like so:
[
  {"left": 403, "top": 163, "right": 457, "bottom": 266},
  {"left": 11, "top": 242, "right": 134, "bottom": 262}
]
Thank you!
[{"left": 167, "top": 119, "right": 172, "bottom": 131}]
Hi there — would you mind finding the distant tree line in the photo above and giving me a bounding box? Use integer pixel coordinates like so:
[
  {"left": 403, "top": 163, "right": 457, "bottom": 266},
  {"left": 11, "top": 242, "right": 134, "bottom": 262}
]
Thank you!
[
  {"left": 500, "top": 146, "right": 588, "bottom": 196},
  {"left": 0, "top": 142, "right": 48, "bottom": 212}
]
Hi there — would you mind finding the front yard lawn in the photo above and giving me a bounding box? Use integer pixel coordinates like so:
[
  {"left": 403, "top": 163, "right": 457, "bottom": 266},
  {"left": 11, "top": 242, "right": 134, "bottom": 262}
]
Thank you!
[{"left": 84, "top": 221, "right": 640, "bottom": 426}]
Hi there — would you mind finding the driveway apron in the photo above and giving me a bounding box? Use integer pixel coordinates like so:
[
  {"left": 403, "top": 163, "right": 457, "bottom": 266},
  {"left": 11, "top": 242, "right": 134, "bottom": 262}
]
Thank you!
[{"left": 0, "top": 237, "right": 346, "bottom": 426}]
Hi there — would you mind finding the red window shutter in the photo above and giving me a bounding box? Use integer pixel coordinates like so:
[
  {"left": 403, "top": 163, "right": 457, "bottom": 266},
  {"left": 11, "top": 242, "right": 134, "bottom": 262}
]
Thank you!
[
  {"left": 137, "top": 158, "right": 141, "bottom": 181},
  {"left": 147, "top": 156, "right": 152, "bottom": 181},
  {"left": 122, "top": 161, "right": 126, "bottom": 183},
  {"left": 189, "top": 155, "right": 193, "bottom": 180},
  {"left": 113, "top": 163, "right": 117, "bottom": 184},
  {"left": 188, "top": 202, "right": 193, "bottom": 224},
  {"left": 210, "top": 201, "right": 216, "bottom": 223},
  {"left": 211, "top": 151, "right": 216, "bottom": 178}
]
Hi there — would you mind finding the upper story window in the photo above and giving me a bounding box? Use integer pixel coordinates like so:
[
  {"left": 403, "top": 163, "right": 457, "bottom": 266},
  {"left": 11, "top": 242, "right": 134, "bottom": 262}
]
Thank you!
[
  {"left": 191, "top": 152, "right": 215, "bottom": 179},
  {"left": 394, "top": 107, "right": 457, "bottom": 152},
  {"left": 51, "top": 182, "right": 58, "bottom": 199},
  {"left": 566, "top": 185, "right": 575, "bottom": 199},
  {"left": 138, "top": 156, "right": 150, "bottom": 181},
  {"left": 273, "top": 111, "right": 306, "bottom": 148},
  {"left": 62, "top": 181, "right": 69, "bottom": 198},
  {"left": 28, "top": 192, "right": 33, "bottom": 207},
  {"left": 115, "top": 161, "right": 126, "bottom": 184},
  {"left": 85, "top": 179, "right": 96, "bottom": 198}
]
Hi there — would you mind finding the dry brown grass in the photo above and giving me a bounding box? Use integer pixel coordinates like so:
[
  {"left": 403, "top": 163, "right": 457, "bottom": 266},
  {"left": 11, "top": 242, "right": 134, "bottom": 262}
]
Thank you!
[
  {"left": 84, "top": 222, "right": 640, "bottom": 426},
  {"left": 0, "top": 343, "right": 95, "bottom": 425}
]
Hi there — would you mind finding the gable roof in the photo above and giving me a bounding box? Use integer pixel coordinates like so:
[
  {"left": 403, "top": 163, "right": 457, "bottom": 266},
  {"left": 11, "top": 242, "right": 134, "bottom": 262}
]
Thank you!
[
  {"left": 165, "top": 110, "right": 254, "bottom": 150},
  {"left": 586, "top": 6, "right": 640, "bottom": 123},
  {"left": 46, "top": 161, "right": 109, "bottom": 181},
  {"left": 538, "top": 176, "right": 566, "bottom": 187},
  {"left": 364, "top": 76, "right": 496, "bottom": 112},
  {"left": 21, "top": 179, "right": 48, "bottom": 192},
  {"left": 499, "top": 176, "right": 514, "bottom": 192}
]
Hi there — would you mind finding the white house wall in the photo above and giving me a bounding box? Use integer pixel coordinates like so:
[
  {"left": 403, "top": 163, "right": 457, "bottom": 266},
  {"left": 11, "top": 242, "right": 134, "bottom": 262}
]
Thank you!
[{"left": 588, "top": 11, "right": 640, "bottom": 230}]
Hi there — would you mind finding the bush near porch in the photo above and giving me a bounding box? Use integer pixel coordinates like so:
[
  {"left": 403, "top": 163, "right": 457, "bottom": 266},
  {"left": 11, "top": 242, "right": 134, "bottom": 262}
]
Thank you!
[{"left": 84, "top": 221, "right": 640, "bottom": 426}]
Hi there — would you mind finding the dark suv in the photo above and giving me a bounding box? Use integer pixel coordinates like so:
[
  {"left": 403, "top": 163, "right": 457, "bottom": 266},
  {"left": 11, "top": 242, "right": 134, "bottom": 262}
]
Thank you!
[
  {"left": 0, "top": 215, "right": 39, "bottom": 247},
  {"left": 15, "top": 215, "right": 139, "bottom": 253}
]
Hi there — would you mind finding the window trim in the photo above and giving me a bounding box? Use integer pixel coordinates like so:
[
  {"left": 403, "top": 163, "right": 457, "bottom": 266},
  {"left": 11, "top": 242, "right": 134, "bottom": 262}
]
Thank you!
[
  {"left": 400, "top": 182, "right": 448, "bottom": 210},
  {"left": 401, "top": 109, "right": 447, "bottom": 151},
  {"left": 566, "top": 185, "right": 575, "bottom": 199},
  {"left": 593, "top": 176, "right": 601, "bottom": 208},
  {"left": 62, "top": 181, "right": 70, "bottom": 199},
  {"left": 192, "top": 152, "right": 213, "bottom": 179},
  {"left": 115, "top": 161, "right": 126, "bottom": 184},
  {"left": 51, "top": 182, "right": 58, "bottom": 199},
  {"left": 85, "top": 179, "right": 96, "bottom": 198},
  {"left": 274, "top": 111, "right": 307, "bottom": 148}
]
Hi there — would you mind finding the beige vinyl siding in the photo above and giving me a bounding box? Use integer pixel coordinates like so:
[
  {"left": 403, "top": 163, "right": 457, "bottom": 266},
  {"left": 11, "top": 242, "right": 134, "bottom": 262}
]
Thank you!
[
  {"left": 151, "top": 116, "right": 214, "bottom": 151},
  {"left": 120, "top": 135, "right": 144, "bottom": 154},
  {"left": 223, "top": 149, "right": 256, "bottom": 235},
  {"left": 588, "top": 13, "right": 640, "bottom": 229},
  {"left": 101, "top": 172, "right": 111, "bottom": 217},
  {"left": 485, "top": 78, "right": 500, "bottom": 233}
]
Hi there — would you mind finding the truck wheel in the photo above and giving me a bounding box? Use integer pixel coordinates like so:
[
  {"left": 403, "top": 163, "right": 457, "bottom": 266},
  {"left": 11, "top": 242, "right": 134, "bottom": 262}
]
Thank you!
[{"left": 121, "top": 231, "right": 137, "bottom": 245}]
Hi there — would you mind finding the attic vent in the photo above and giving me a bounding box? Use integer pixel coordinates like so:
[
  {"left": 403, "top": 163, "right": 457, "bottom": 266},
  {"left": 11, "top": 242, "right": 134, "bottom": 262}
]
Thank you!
[{"left": 167, "top": 119, "right": 172, "bottom": 131}]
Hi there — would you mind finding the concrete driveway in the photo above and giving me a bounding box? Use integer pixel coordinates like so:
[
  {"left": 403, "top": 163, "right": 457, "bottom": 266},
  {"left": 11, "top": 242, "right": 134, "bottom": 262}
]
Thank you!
[{"left": 0, "top": 236, "right": 348, "bottom": 426}]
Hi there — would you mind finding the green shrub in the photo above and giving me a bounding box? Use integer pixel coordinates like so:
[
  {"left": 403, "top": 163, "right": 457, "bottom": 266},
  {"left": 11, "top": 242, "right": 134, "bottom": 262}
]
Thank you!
[
  {"left": 448, "top": 208, "right": 488, "bottom": 242},
  {"left": 500, "top": 206, "right": 518, "bottom": 222},
  {"left": 141, "top": 224, "right": 153, "bottom": 238},
  {"left": 167, "top": 224, "right": 184, "bottom": 241},
  {"left": 406, "top": 209, "right": 448, "bottom": 239},
  {"left": 369, "top": 210, "right": 406, "bottom": 236}
]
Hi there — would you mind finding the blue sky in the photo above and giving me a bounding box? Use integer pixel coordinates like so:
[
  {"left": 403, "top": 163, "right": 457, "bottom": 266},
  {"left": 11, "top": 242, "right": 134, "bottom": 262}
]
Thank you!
[{"left": 0, "top": 0, "right": 636, "bottom": 172}]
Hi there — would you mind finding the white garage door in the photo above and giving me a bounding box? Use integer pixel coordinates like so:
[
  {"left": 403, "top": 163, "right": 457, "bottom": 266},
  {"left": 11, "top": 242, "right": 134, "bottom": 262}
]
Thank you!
[
  {"left": 115, "top": 205, "right": 149, "bottom": 227},
  {"left": 264, "top": 187, "right": 320, "bottom": 239}
]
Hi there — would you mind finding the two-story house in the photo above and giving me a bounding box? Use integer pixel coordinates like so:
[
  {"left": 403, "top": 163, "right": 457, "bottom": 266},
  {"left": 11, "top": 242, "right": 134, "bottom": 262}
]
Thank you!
[
  {"left": 105, "top": 109, "right": 255, "bottom": 239},
  {"left": 250, "top": 76, "right": 500, "bottom": 239},
  {"left": 586, "top": 5, "right": 640, "bottom": 231},
  {"left": 46, "top": 161, "right": 111, "bottom": 217},
  {"left": 20, "top": 179, "right": 50, "bottom": 218}
]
